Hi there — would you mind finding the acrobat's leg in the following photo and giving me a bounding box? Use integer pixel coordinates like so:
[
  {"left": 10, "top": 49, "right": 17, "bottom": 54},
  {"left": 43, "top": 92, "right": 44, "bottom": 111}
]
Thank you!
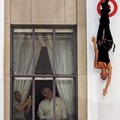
[
  {"left": 97, "top": 0, "right": 111, "bottom": 48},
  {"left": 97, "top": 23, "right": 104, "bottom": 45},
  {"left": 103, "top": 0, "right": 113, "bottom": 41},
  {"left": 105, "top": 0, "right": 109, "bottom": 4},
  {"left": 104, "top": 24, "right": 113, "bottom": 41},
  {"left": 97, "top": 10, "right": 105, "bottom": 48}
]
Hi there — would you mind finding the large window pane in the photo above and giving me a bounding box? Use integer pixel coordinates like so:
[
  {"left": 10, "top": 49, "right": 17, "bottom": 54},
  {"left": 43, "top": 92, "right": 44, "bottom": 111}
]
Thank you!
[
  {"left": 35, "top": 79, "right": 70, "bottom": 120},
  {"left": 34, "top": 32, "right": 53, "bottom": 74},
  {"left": 55, "top": 78, "right": 75, "bottom": 120},
  {"left": 13, "top": 29, "right": 33, "bottom": 75},
  {"left": 55, "top": 32, "right": 74, "bottom": 74},
  {"left": 35, "top": 80, "right": 54, "bottom": 120},
  {"left": 13, "top": 78, "right": 32, "bottom": 120}
]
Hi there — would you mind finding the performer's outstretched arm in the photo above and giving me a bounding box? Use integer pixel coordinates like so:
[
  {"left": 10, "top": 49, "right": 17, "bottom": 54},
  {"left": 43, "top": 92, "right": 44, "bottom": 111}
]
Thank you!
[
  {"left": 103, "top": 62, "right": 112, "bottom": 96},
  {"left": 91, "top": 36, "right": 99, "bottom": 68}
]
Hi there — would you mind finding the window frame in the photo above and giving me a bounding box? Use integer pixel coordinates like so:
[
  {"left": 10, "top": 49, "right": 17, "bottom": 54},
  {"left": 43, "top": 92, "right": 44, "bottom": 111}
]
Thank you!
[{"left": 10, "top": 25, "right": 78, "bottom": 120}]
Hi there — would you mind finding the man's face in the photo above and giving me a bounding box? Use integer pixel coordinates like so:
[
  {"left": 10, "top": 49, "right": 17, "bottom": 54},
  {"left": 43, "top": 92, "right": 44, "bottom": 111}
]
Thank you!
[
  {"left": 43, "top": 88, "right": 53, "bottom": 100},
  {"left": 15, "top": 92, "right": 22, "bottom": 102}
]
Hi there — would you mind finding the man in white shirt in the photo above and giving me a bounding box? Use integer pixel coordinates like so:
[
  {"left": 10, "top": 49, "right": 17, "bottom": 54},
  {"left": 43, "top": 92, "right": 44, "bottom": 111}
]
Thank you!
[{"left": 37, "top": 87, "right": 68, "bottom": 120}]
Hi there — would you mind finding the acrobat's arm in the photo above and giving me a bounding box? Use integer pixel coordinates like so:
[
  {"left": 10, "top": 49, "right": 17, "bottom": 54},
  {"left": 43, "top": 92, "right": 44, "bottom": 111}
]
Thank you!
[
  {"left": 103, "top": 62, "right": 112, "bottom": 96},
  {"left": 92, "top": 36, "right": 99, "bottom": 68}
]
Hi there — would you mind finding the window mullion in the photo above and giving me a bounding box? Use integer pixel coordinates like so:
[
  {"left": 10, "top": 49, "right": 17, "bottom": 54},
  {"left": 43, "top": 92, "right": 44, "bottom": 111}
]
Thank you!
[
  {"left": 32, "top": 77, "right": 35, "bottom": 120},
  {"left": 53, "top": 28, "right": 56, "bottom": 75},
  {"left": 53, "top": 29, "right": 56, "bottom": 120},
  {"left": 32, "top": 29, "right": 35, "bottom": 120},
  {"left": 32, "top": 28, "right": 35, "bottom": 74}
]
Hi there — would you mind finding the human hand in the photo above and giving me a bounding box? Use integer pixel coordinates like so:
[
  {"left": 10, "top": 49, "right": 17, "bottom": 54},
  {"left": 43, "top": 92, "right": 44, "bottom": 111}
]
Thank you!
[
  {"left": 26, "top": 96, "right": 32, "bottom": 104},
  {"left": 28, "top": 101, "right": 32, "bottom": 106},
  {"left": 91, "top": 36, "right": 96, "bottom": 44},
  {"left": 103, "top": 89, "right": 108, "bottom": 96}
]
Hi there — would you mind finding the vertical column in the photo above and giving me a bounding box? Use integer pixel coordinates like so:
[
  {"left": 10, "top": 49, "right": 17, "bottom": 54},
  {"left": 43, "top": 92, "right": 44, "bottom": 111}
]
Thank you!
[{"left": 0, "top": 0, "right": 4, "bottom": 119}]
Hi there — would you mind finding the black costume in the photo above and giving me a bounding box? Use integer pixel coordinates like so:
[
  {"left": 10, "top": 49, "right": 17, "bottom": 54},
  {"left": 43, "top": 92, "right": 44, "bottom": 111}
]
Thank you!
[
  {"left": 97, "top": 0, "right": 112, "bottom": 64},
  {"left": 97, "top": 0, "right": 113, "bottom": 50},
  {"left": 98, "top": 46, "right": 110, "bottom": 64}
]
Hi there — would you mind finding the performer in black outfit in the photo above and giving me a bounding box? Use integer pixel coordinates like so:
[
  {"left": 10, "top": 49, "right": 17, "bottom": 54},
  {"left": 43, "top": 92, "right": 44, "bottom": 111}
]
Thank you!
[{"left": 91, "top": 0, "right": 112, "bottom": 96}]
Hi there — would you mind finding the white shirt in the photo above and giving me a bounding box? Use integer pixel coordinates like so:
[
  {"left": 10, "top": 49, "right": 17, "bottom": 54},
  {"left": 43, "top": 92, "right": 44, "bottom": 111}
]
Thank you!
[{"left": 37, "top": 97, "right": 67, "bottom": 120}]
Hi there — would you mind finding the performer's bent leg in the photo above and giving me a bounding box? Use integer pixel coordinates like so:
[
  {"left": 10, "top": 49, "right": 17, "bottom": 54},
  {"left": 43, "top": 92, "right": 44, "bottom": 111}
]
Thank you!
[
  {"left": 96, "top": 0, "right": 111, "bottom": 48},
  {"left": 104, "top": 25, "right": 113, "bottom": 40},
  {"left": 96, "top": 23, "right": 105, "bottom": 49},
  {"left": 97, "top": 24, "right": 104, "bottom": 42}
]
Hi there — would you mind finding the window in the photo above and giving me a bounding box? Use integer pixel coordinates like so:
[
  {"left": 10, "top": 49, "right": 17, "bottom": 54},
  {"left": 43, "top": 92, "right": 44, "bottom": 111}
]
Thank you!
[{"left": 11, "top": 26, "right": 77, "bottom": 120}]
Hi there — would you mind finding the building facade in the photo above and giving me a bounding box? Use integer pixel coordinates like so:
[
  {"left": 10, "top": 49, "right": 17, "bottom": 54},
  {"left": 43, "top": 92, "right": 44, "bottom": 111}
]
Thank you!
[{"left": 4, "top": 0, "right": 87, "bottom": 120}]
